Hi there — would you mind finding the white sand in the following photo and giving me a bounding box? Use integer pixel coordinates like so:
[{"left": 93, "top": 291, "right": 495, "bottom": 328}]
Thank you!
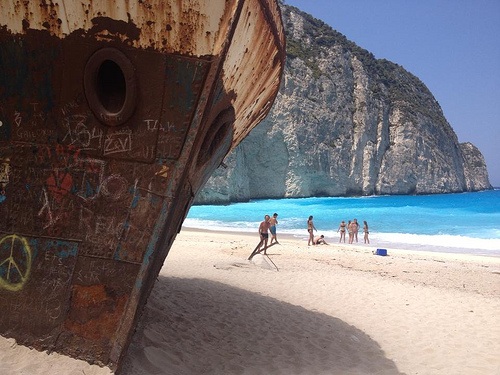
[{"left": 1, "top": 229, "right": 499, "bottom": 375}]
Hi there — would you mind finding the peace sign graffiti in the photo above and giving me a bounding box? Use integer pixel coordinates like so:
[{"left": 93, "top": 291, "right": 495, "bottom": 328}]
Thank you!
[{"left": 0, "top": 235, "right": 32, "bottom": 292}]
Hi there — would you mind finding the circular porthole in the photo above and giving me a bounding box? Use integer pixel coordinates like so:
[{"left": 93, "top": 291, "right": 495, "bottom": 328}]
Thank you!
[
  {"left": 84, "top": 48, "right": 137, "bottom": 126},
  {"left": 196, "top": 107, "right": 235, "bottom": 167}
]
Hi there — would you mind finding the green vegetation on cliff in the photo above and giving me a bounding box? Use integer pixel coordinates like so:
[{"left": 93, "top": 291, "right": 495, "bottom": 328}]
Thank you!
[{"left": 283, "top": 5, "right": 445, "bottom": 125}]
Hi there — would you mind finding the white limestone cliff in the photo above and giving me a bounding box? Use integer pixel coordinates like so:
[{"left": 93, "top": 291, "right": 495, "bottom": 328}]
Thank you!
[{"left": 195, "top": 5, "right": 491, "bottom": 204}]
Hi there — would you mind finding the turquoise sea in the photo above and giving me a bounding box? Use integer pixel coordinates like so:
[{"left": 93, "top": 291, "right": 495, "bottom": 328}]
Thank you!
[{"left": 185, "top": 189, "right": 500, "bottom": 257}]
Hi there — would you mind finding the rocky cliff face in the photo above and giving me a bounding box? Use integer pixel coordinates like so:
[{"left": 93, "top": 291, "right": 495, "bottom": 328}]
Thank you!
[{"left": 195, "top": 4, "right": 491, "bottom": 204}]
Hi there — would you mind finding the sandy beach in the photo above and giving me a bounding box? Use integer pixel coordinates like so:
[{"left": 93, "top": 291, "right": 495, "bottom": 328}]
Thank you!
[{"left": 1, "top": 228, "right": 499, "bottom": 375}]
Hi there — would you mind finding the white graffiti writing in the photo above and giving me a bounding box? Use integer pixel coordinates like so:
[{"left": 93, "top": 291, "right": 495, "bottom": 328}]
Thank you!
[{"left": 104, "top": 130, "right": 132, "bottom": 155}]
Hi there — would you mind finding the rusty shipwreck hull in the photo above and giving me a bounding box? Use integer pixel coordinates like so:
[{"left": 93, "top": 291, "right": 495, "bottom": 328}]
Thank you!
[{"left": 0, "top": 0, "right": 284, "bottom": 371}]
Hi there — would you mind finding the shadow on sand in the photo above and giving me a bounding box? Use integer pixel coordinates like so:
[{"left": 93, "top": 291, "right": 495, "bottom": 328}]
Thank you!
[{"left": 121, "top": 276, "right": 404, "bottom": 375}]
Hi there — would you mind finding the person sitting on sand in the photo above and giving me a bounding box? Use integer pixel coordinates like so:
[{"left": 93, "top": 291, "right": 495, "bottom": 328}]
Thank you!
[
  {"left": 269, "top": 212, "right": 279, "bottom": 245},
  {"left": 307, "top": 215, "right": 317, "bottom": 246},
  {"left": 256, "top": 214, "right": 271, "bottom": 255},
  {"left": 314, "top": 235, "right": 328, "bottom": 245}
]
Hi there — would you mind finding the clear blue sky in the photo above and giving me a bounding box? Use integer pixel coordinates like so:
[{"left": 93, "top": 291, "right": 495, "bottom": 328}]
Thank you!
[{"left": 285, "top": 0, "right": 500, "bottom": 187}]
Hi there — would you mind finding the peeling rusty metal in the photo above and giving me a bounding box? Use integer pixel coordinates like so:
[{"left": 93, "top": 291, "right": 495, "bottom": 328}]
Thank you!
[{"left": 0, "top": 0, "right": 285, "bottom": 372}]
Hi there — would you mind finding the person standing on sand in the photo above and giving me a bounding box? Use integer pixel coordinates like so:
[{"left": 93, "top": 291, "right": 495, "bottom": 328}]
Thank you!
[
  {"left": 337, "top": 220, "right": 346, "bottom": 243},
  {"left": 256, "top": 214, "right": 271, "bottom": 255},
  {"left": 307, "top": 215, "right": 317, "bottom": 246},
  {"left": 353, "top": 218, "right": 360, "bottom": 243},
  {"left": 347, "top": 220, "right": 353, "bottom": 244},
  {"left": 363, "top": 220, "right": 370, "bottom": 244},
  {"left": 269, "top": 213, "right": 279, "bottom": 245}
]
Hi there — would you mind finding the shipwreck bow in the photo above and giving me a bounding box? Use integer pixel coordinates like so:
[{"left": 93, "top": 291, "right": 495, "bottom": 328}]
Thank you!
[{"left": 0, "top": 0, "right": 285, "bottom": 371}]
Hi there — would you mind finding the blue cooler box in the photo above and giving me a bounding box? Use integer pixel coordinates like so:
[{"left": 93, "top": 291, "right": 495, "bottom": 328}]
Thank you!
[{"left": 375, "top": 248, "right": 387, "bottom": 256}]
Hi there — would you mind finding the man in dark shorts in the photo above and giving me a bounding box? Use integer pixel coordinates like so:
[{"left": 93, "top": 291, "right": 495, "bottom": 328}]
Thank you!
[{"left": 256, "top": 214, "right": 271, "bottom": 255}]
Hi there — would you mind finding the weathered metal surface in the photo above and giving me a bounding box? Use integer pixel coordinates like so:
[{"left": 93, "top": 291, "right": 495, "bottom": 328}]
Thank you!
[
  {"left": 1, "top": 1, "right": 230, "bottom": 56},
  {"left": 0, "top": 0, "right": 285, "bottom": 372}
]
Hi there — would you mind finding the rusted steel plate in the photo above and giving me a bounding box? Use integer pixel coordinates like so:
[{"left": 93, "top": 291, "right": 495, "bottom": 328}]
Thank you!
[
  {"left": 223, "top": 0, "right": 286, "bottom": 147},
  {"left": 1, "top": 1, "right": 233, "bottom": 56},
  {"left": 61, "top": 37, "right": 173, "bottom": 163},
  {"left": 157, "top": 56, "right": 209, "bottom": 160},
  {"left": 53, "top": 257, "right": 140, "bottom": 364},
  {"left": 0, "top": 236, "right": 78, "bottom": 347}
]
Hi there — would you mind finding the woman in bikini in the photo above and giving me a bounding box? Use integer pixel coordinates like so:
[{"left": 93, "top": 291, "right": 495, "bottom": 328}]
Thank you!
[
  {"left": 307, "top": 215, "right": 317, "bottom": 246},
  {"left": 337, "top": 220, "right": 346, "bottom": 243},
  {"left": 347, "top": 220, "right": 353, "bottom": 244},
  {"left": 363, "top": 220, "right": 370, "bottom": 244}
]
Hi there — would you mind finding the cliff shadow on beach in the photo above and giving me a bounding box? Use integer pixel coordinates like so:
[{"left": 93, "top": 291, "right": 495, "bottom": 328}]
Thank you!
[{"left": 121, "top": 276, "right": 404, "bottom": 375}]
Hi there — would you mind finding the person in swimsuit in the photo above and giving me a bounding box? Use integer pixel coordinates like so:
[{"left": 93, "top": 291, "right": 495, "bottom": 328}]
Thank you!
[
  {"left": 307, "top": 215, "right": 317, "bottom": 246},
  {"left": 347, "top": 220, "right": 353, "bottom": 244},
  {"left": 353, "top": 218, "right": 360, "bottom": 243},
  {"left": 363, "top": 220, "right": 370, "bottom": 244},
  {"left": 314, "top": 235, "right": 328, "bottom": 245},
  {"left": 337, "top": 220, "right": 346, "bottom": 243},
  {"left": 269, "top": 213, "right": 279, "bottom": 245},
  {"left": 256, "top": 214, "right": 271, "bottom": 255}
]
